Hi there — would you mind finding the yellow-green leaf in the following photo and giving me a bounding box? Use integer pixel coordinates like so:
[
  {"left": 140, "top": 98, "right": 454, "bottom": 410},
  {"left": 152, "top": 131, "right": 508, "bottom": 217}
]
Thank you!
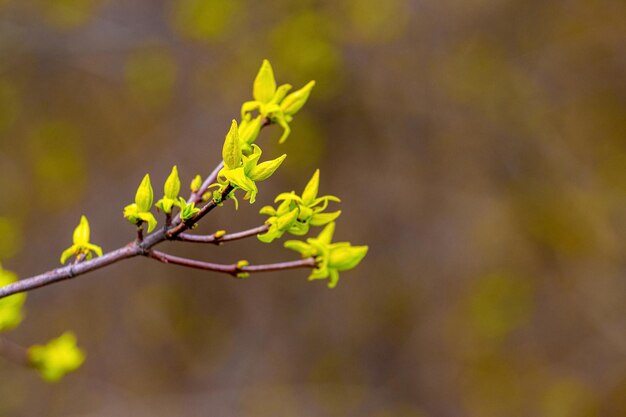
[
  {"left": 253, "top": 59, "right": 276, "bottom": 103},
  {"left": 222, "top": 120, "right": 241, "bottom": 170}
]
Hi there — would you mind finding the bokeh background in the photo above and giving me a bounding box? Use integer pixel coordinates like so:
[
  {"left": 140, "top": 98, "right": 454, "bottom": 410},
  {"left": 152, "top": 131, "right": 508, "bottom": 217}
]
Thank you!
[{"left": 1, "top": 0, "right": 625, "bottom": 415}]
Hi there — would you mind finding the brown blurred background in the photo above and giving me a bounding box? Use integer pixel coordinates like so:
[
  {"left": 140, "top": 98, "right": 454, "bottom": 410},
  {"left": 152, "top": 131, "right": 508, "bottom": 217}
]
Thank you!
[{"left": 1, "top": 0, "right": 625, "bottom": 415}]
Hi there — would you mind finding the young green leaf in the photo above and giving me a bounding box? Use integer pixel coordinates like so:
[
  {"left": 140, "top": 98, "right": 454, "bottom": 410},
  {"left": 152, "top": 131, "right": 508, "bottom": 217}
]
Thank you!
[
  {"left": 302, "top": 169, "right": 320, "bottom": 205},
  {"left": 222, "top": 120, "right": 241, "bottom": 170},
  {"left": 164, "top": 166, "right": 181, "bottom": 199},
  {"left": 73, "top": 215, "right": 90, "bottom": 246},
  {"left": 248, "top": 154, "right": 287, "bottom": 181},
  {"left": 281, "top": 80, "right": 316, "bottom": 116},
  {"left": 60, "top": 216, "right": 103, "bottom": 264},
  {"left": 269, "top": 84, "right": 293, "bottom": 105},
  {"left": 329, "top": 245, "right": 369, "bottom": 271},
  {"left": 135, "top": 174, "right": 154, "bottom": 212},
  {"left": 253, "top": 59, "right": 277, "bottom": 103}
]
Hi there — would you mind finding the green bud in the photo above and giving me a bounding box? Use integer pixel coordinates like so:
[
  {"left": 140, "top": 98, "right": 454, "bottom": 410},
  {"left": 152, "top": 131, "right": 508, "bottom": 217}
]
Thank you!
[
  {"left": 302, "top": 169, "right": 320, "bottom": 205},
  {"left": 164, "top": 166, "right": 181, "bottom": 199},
  {"left": 178, "top": 198, "right": 201, "bottom": 221},
  {"left": 190, "top": 175, "right": 202, "bottom": 193},
  {"left": 28, "top": 332, "right": 85, "bottom": 382},
  {"left": 222, "top": 120, "right": 241, "bottom": 170},
  {"left": 214, "top": 230, "right": 226, "bottom": 238},
  {"left": 253, "top": 59, "right": 277, "bottom": 103},
  {"left": 248, "top": 154, "right": 287, "bottom": 181},
  {"left": 73, "top": 215, "right": 90, "bottom": 246},
  {"left": 61, "top": 216, "right": 103, "bottom": 264},
  {"left": 329, "top": 245, "right": 369, "bottom": 271},
  {"left": 280, "top": 80, "right": 315, "bottom": 116},
  {"left": 236, "top": 259, "right": 250, "bottom": 278},
  {"left": 239, "top": 115, "right": 263, "bottom": 146},
  {"left": 135, "top": 174, "right": 154, "bottom": 212}
]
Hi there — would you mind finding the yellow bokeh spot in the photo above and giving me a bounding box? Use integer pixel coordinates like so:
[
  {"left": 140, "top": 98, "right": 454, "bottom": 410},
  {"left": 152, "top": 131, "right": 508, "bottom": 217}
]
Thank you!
[
  {"left": 170, "top": 0, "right": 242, "bottom": 42},
  {"left": 125, "top": 47, "right": 177, "bottom": 109},
  {"left": 28, "top": 120, "right": 86, "bottom": 210},
  {"left": 344, "top": 0, "right": 409, "bottom": 43},
  {"left": 466, "top": 272, "right": 534, "bottom": 342},
  {"left": 0, "top": 217, "right": 22, "bottom": 260},
  {"left": 0, "top": 79, "right": 21, "bottom": 134},
  {"left": 36, "top": 0, "right": 99, "bottom": 30}
]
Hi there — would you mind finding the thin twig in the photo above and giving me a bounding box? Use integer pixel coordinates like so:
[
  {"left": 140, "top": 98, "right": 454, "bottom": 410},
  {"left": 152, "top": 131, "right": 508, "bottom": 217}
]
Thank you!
[
  {"left": 177, "top": 224, "right": 270, "bottom": 245},
  {"left": 166, "top": 184, "right": 234, "bottom": 239},
  {"left": 148, "top": 250, "right": 317, "bottom": 277}
]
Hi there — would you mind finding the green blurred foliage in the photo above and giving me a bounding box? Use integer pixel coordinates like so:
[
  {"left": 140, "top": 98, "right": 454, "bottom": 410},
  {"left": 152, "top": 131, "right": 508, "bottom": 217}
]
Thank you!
[
  {"left": 466, "top": 272, "right": 533, "bottom": 342},
  {"left": 125, "top": 47, "right": 177, "bottom": 110},
  {"left": 36, "top": 0, "right": 101, "bottom": 30},
  {"left": 0, "top": 217, "right": 22, "bottom": 259},
  {"left": 0, "top": 264, "right": 25, "bottom": 332},
  {"left": 170, "top": 0, "right": 242, "bottom": 42},
  {"left": 27, "top": 120, "right": 85, "bottom": 211}
]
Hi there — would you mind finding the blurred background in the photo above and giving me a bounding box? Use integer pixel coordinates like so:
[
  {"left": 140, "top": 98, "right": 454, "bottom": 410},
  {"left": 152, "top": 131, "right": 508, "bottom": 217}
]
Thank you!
[{"left": 0, "top": 0, "right": 625, "bottom": 415}]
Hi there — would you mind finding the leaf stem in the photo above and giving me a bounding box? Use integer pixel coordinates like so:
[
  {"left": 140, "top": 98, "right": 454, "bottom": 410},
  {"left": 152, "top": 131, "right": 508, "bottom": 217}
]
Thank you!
[
  {"left": 148, "top": 250, "right": 317, "bottom": 277},
  {"left": 177, "top": 224, "right": 270, "bottom": 245}
]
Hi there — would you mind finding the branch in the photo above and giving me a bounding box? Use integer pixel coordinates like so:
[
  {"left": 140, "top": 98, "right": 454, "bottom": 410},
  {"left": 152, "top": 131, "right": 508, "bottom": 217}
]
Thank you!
[
  {"left": 165, "top": 184, "right": 235, "bottom": 239},
  {"left": 177, "top": 224, "right": 270, "bottom": 245},
  {"left": 0, "top": 118, "right": 277, "bottom": 299},
  {"left": 148, "top": 250, "right": 317, "bottom": 276},
  {"left": 0, "top": 184, "right": 235, "bottom": 299}
]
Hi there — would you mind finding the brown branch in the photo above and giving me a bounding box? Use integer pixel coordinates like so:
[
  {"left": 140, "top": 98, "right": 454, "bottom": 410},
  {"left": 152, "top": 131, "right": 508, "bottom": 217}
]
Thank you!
[
  {"left": 0, "top": 118, "right": 279, "bottom": 300},
  {"left": 177, "top": 224, "right": 270, "bottom": 245},
  {"left": 0, "top": 185, "right": 235, "bottom": 299},
  {"left": 165, "top": 184, "right": 235, "bottom": 239},
  {"left": 148, "top": 250, "right": 317, "bottom": 277}
]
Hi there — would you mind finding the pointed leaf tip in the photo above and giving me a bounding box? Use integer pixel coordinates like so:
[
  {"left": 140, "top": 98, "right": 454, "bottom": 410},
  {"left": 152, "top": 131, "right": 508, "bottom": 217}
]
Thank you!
[
  {"left": 222, "top": 120, "right": 241, "bottom": 170},
  {"left": 135, "top": 174, "right": 154, "bottom": 212},
  {"left": 253, "top": 60, "right": 277, "bottom": 103}
]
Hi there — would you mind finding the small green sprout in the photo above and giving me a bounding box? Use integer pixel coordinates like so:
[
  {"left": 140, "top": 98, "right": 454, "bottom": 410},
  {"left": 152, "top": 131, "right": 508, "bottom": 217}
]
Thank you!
[
  {"left": 60, "top": 216, "right": 103, "bottom": 264},
  {"left": 190, "top": 174, "right": 202, "bottom": 193},
  {"left": 236, "top": 259, "right": 250, "bottom": 279},
  {"left": 0, "top": 263, "right": 26, "bottom": 332},
  {"left": 155, "top": 166, "right": 182, "bottom": 214},
  {"left": 241, "top": 59, "right": 315, "bottom": 144},
  {"left": 285, "top": 222, "right": 368, "bottom": 289},
  {"left": 123, "top": 174, "right": 158, "bottom": 232},
  {"left": 258, "top": 169, "right": 341, "bottom": 243},
  {"left": 177, "top": 198, "right": 201, "bottom": 221},
  {"left": 28, "top": 332, "right": 85, "bottom": 382},
  {"left": 214, "top": 120, "right": 286, "bottom": 205}
]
